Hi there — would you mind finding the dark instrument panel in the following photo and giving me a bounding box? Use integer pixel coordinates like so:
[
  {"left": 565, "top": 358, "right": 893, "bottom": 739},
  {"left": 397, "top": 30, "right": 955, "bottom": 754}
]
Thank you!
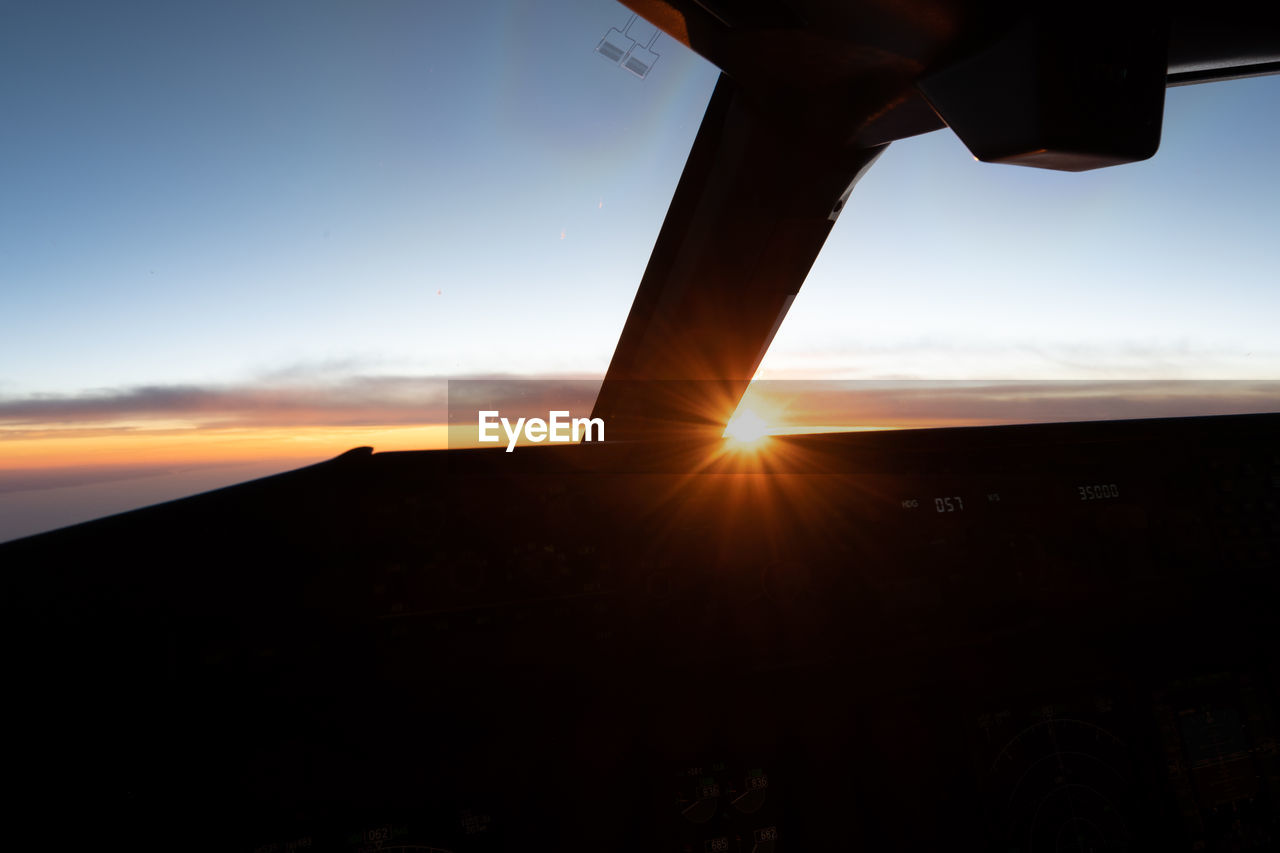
[{"left": 4, "top": 413, "right": 1279, "bottom": 851}]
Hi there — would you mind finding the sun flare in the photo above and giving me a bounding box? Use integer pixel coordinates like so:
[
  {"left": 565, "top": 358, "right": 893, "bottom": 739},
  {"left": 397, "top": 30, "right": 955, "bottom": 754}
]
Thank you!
[{"left": 723, "top": 407, "right": 772, "bottom": 448}]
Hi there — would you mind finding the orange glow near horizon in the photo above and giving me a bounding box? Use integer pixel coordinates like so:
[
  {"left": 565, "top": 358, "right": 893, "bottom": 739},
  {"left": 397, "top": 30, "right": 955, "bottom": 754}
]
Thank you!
[
  {"left": 0, "top": 424, "right": 450, "bottom": 472},
  {"left": 12, "top": 377, "right": 1217, "bottom": 477},
  {"left": 0, "top": 416, "right": 887, "bottom": 477}
]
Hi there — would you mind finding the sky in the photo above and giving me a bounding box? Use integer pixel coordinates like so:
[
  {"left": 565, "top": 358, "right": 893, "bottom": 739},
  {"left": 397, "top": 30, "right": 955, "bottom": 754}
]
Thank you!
[{"left": 2, "top": 0, "right": 1279, "bottom": 540}]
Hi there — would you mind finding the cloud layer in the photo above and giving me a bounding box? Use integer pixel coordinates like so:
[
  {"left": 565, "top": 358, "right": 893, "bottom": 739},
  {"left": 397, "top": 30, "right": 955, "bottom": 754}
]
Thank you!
[
  {"left": 0, "top": 376, "right": 448, "bottom": 429},
  {"left": 2, "top": 376, "right": 1278, "bottom": 434}
]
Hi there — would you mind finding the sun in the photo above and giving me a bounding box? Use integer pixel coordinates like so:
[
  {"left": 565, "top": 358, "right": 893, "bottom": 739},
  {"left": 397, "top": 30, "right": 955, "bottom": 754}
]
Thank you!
[{"left": 723, "top": 407, "right": 772, "bottom": 448}]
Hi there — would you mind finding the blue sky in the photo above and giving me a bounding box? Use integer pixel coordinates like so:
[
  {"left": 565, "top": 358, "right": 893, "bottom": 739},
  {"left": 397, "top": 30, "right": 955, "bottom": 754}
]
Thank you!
[
  {"left": 3, "top": 0, "right": 1277, "bottom": 400},
  {"left": 770, "top": 74, "right": 1280, "bottom": 380},
  {"left": 0, "top": 0, "right": 717, "bottom": 393}
]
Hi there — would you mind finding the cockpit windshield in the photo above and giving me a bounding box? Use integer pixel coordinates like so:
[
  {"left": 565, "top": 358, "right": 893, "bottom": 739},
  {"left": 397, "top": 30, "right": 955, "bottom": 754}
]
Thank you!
[{"left": 1, "top": 0, "right": 1277, "bottom": 541}]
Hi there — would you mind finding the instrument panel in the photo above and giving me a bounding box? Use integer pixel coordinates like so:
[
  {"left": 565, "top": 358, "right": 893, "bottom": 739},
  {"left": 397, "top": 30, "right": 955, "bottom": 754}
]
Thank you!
[{"left": 4, "top": 414, "right": 1278, "bottom": 850}]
